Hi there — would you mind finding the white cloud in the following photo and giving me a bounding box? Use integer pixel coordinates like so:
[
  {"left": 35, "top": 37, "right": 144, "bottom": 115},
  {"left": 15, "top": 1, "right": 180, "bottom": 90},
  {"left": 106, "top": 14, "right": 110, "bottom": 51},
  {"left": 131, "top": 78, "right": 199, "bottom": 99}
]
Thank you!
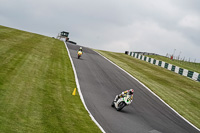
[
  {"left": 179, "top": 15, "right": 200, "bottom": 30},
  {"left": 102, "top": 41, "right": 130, "bottom": 53},
  {"left": 126, "top": 21, "right": 190, "bottom": 53}
]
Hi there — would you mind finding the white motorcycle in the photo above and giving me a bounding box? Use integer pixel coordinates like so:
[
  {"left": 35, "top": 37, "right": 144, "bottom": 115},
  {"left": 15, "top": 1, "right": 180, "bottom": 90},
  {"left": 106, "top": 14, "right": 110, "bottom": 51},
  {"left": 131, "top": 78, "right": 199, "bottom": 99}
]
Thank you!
[{"left": 111, "top": 94, "right": 133, "bottom": 111}]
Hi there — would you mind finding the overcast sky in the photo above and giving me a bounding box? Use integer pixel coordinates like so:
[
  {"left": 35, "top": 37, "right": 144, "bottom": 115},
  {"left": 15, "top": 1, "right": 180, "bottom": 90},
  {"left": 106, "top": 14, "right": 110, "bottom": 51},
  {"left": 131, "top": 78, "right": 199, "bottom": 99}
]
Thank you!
[{"left": 1, "top": 0, "right": 200, "bottom": 62}]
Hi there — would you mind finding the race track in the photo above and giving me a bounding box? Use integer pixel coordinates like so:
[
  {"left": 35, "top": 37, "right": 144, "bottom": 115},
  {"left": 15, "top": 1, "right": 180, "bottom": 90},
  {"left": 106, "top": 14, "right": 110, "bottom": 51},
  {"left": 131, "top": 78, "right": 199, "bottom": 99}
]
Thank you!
[{"left": 67, "top": 43, "right": 199, "bottom": 133}]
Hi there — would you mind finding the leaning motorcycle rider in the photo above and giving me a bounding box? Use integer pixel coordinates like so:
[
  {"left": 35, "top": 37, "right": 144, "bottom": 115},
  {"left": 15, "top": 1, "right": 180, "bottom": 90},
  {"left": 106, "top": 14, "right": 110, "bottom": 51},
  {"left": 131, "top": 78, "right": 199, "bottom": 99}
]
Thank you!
[{"left": 114, "top": 89, "right": 134, "bottom": 102}]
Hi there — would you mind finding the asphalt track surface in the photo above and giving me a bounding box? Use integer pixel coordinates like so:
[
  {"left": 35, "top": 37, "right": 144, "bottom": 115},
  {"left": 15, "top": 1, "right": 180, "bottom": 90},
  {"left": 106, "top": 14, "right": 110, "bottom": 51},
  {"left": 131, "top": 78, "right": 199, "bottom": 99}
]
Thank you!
[{"left": 67, "top": 43, "right": 199, "bottom": 133}]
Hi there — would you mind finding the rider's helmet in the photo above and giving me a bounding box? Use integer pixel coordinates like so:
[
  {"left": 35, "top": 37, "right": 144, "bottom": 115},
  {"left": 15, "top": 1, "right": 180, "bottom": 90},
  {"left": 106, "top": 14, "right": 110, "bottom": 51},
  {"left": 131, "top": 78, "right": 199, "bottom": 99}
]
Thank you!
[
  {"left": 129, "top": 89, "right": 134, "bottom": 95},
  {"left": 80, "top": 47, "right": 82, "bottom": 50}
]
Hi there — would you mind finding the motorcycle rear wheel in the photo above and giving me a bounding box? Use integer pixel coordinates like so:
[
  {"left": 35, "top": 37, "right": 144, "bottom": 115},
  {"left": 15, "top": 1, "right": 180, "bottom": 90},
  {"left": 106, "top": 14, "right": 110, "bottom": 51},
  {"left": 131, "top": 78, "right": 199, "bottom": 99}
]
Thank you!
[{"left": 111, "top": 101, "right": 115, "bottom": 107}]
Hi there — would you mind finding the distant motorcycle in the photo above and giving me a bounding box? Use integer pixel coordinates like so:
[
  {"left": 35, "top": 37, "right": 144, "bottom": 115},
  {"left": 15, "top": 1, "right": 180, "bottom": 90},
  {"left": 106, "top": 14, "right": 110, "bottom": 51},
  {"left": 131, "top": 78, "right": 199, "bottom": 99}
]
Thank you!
[
  {"left": 77, "top": 51, "right": 82, "bottom": 59},
  {"left": 111, "top": 94, "right": 133, "bottom": 111}
]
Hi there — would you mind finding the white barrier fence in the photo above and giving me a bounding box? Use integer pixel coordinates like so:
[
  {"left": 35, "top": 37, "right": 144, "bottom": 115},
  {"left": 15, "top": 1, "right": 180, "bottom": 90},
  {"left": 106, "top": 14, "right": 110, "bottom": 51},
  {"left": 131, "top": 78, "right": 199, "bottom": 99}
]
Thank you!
[{"left": 127, "top": 51, "right": 200, "bottom": 82}]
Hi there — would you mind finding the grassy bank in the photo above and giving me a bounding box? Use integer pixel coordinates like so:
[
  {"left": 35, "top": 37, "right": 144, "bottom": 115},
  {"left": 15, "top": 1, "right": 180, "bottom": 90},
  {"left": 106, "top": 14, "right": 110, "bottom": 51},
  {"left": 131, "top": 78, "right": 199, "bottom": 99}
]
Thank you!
[
  {"left": 0, "top": 25, "right": 101, "bottom": 133},
  {"left": 95, "top": 50, "right": 200, "bottom": 129}
]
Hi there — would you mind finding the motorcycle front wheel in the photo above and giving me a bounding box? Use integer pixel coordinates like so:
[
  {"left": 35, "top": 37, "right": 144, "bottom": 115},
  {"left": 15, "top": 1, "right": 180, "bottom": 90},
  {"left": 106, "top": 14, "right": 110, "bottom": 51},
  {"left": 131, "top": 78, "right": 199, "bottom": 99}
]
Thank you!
[{"left": 116, "top": 101, "right": 126, "bottom": 111}]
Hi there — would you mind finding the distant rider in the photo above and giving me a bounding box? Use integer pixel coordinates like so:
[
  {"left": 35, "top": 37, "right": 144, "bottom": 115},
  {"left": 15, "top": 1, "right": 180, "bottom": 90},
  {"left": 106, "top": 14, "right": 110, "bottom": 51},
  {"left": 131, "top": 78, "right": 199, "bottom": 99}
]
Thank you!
[
  {"left": 114, "top": 89, "right": 134, "bottom": 102},
  {"left": 78, "top": 47, "right": 83, "bottom": 52}
]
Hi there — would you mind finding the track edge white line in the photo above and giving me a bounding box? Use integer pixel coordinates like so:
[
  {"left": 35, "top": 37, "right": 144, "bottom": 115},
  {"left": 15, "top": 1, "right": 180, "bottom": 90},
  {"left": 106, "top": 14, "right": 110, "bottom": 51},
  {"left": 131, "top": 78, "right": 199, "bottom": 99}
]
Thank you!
[
  {"left": 64, "top": 42, "right": 106, "bottom": 133},
  {"left": 94, "top": 50, "right": 200, "bottom": 132}
]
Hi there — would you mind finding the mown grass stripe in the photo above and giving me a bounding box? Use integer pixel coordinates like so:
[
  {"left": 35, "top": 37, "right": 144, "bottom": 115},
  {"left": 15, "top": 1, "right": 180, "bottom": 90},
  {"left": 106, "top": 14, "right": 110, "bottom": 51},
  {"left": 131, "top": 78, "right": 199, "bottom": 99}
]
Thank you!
[{"left": 0, "top": 25, "right": 101, "bottom": 133}]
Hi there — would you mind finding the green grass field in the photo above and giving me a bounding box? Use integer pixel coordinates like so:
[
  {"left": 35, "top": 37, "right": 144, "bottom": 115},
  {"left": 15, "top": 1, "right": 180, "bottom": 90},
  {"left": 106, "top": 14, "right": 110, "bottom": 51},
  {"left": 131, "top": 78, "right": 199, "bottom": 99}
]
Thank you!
[
  {"left": 146, "top": 55, "right": 200, "bottom": 73},
  {"left": 0, "top": 25, "right": 101, "bottom": 133},
  {"left": 95, "top": 50, "right": 200, "bottom": 129}
]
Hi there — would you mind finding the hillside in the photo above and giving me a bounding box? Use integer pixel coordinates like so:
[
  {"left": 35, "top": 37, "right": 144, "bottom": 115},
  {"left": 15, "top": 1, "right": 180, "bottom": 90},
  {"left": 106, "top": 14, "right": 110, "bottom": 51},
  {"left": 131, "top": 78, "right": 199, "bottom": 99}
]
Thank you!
[{"left": 0, "top": 25, "right": 101, "bottom": 133}]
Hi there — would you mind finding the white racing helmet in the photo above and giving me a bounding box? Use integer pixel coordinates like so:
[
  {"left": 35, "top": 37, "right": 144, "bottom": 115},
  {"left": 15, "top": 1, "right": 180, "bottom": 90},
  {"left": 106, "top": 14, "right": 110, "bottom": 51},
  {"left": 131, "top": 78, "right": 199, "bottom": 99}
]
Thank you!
[{"left": 129, "top": 89, "right": 134, "bottom": 94}]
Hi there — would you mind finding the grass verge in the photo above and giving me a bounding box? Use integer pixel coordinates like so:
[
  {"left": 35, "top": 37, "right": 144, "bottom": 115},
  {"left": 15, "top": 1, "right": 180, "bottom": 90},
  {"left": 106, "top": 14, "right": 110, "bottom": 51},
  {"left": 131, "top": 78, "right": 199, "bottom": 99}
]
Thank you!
[
  {"left": 0, "top": 25, "right": 101, "bottom": 133},
  {"left": 95, "top": 49, "right": 200, "bottom": 129}
]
